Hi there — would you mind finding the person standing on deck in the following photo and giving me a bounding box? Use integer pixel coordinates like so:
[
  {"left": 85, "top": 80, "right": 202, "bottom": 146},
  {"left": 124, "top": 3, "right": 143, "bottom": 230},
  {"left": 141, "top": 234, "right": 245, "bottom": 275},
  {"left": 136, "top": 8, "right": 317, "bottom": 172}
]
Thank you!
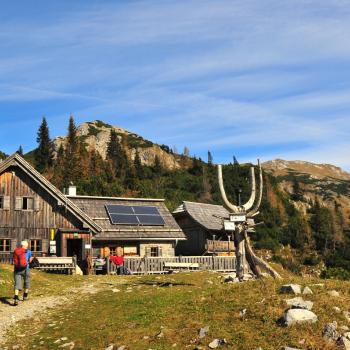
[{"left": 13, "top": 240, "right": 33, "bottom": 306}]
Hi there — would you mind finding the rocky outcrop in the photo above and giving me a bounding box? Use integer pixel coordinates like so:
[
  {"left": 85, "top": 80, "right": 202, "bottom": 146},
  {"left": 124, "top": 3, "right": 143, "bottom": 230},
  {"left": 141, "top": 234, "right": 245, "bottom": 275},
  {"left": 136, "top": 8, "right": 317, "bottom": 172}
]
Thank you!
[{"left": 52, "top": 120, "right": 182, "bottom": 170}]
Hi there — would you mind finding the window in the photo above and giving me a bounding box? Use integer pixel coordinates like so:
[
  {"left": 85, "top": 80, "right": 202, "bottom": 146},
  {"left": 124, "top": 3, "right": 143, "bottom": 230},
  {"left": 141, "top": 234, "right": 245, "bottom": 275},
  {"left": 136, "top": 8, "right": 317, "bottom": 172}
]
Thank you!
[
  {"left": 22, "top": 197, "right": 34, "bottom": 210},
  {"left": 0, "top": 239, "right": 11, "bottom": 252},
  {"left": 109, "top": 247, "right": 117, "bottom": 256},
  {"left": 0, "top": 197, "right": 3, "bottom": 209},
  {"left": 30, "top": 240, "right": 42, "bottom": 252},
  {"left": 150, "top": 247, "right": 162, "bottom": 257}
]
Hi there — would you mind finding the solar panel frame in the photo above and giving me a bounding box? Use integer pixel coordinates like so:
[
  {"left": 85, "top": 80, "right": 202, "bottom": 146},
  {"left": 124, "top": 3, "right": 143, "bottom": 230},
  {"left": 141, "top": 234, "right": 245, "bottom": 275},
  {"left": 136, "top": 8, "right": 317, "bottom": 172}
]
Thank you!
[
  {"left": 109, "top": 213, "right": 140, "bottom": 225},
  {"left": 105, "top": 205, "right": 134, "bottom": 214},
  {"left": 105, "top": 204, "right": 165, "bottom": 226},
  {"left": 133, "top": 206, "right": 160, "bottom": 215},
  {"left": 137, "top": 214, "right": 165, "bottom": 226}
]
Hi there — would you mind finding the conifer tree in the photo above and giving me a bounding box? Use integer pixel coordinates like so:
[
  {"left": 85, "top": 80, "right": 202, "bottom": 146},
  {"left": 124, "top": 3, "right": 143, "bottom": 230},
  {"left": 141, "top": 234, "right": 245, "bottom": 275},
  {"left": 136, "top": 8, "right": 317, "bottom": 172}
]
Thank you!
[
  {"left": 106, "top": 130, "right": 128, "bottom": 180},
  {"left": 208, "top": 151, "right": 213, "bottom": 165},
  {"left": 153, "top": 155, "right": 162, "bottom": 175},
  {"left": 134, "top": 150, "right": 144, "bottom": 179},
  {"left": 63, "top": 116, "right": 81, "bottom": 187},
  {"left": 17, "top": 145, "right": 23, "bottom": 156},
  {"left": 34, "top": 117, "right": 53, "bottom": 172}
]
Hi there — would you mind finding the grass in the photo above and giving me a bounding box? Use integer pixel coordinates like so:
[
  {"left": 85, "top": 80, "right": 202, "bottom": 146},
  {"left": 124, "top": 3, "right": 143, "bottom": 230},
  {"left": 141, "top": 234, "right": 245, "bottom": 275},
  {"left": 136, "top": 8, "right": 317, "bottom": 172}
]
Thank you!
[
  {"left": 2, "top": 266, "right": 350, "bottom": 349},
  {"left": 0, "top": 264, "right": 85, "bottom": 301}
]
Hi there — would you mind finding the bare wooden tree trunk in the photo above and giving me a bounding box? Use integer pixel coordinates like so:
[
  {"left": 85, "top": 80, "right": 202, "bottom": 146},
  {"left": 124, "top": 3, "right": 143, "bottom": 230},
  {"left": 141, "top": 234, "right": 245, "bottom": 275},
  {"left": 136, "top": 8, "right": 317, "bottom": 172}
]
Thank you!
[
  {"left": 233, "top": 227, "right": 249, "bottom": 280},
  {"left": 243, "top": 230, "right": 282, "bottom": 280}
]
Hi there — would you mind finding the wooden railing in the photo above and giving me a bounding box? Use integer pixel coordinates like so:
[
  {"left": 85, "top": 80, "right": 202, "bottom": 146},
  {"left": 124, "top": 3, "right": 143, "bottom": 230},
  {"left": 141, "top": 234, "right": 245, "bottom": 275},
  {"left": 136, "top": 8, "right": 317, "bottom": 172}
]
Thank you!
[
  {"left": 107, "top": 256, "right": 237, "bottom": 275},
  {"left": 0, "top": 253, "right": 12, "bottom": 264}
]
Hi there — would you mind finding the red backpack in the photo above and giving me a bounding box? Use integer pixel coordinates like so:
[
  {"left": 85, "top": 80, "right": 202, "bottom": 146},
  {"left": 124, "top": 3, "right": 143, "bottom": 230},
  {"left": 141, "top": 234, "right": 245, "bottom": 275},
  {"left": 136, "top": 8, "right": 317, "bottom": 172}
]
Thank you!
[{"left": 13, "top": 247, "right": 27, "bottom": 271}]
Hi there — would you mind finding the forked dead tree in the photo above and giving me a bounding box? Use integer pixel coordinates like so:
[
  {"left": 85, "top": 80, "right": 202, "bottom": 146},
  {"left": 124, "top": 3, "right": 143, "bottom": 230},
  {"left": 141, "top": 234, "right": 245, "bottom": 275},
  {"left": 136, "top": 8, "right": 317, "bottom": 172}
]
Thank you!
[{"left": 218, "top": 161, "right": 282, "bottom": 280}]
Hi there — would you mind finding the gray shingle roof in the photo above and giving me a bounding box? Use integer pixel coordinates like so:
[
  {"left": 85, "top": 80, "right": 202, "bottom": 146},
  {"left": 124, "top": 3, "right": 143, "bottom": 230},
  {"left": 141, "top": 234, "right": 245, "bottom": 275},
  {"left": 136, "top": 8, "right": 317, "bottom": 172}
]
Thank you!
[
  {"left": 173, "top": 201, "right": 229, "bottom": 231},
  {"left": 69, "top": 196, "right": 186, "bottom": 240}
]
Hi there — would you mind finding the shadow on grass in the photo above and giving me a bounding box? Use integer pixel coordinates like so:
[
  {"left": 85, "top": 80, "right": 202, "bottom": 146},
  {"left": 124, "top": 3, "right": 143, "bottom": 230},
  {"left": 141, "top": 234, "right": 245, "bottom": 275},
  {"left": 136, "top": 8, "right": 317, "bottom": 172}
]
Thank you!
[
  {"left": 135, "top": 281, "right": 194, "bottom": 287},
  {"left": 0, "top": 296, "right": 14, "bottom": 306},
  {"left": 100, "top": 280, "right": 194, "bottom": 287}
]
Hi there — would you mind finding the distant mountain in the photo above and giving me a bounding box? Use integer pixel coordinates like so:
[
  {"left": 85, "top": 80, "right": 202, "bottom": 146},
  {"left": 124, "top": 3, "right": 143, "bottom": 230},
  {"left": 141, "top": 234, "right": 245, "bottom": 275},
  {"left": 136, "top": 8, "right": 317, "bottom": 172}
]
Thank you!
[
  {"left": 52, "top": 120, "right": 186, "bottom": 170},
  {"left": 263, "top": 159, "right": 350, "bottom": 181},
  {"left": 262, "top": 158, "right": 350, "bottom": 236}
]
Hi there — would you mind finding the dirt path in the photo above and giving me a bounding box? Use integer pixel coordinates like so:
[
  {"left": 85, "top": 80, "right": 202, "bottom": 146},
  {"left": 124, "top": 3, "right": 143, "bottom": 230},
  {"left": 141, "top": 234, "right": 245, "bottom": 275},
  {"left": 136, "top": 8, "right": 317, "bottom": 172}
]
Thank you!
[{"left": 0, "top": 283, "right": 100, "bottom": 344}]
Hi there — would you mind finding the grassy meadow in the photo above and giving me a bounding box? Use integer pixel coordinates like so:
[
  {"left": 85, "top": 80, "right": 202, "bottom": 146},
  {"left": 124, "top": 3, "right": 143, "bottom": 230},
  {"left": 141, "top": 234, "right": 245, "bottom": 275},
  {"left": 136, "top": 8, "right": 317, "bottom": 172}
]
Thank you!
[{"left": 1, "top": 264, "right": 350, "bottom": 349}]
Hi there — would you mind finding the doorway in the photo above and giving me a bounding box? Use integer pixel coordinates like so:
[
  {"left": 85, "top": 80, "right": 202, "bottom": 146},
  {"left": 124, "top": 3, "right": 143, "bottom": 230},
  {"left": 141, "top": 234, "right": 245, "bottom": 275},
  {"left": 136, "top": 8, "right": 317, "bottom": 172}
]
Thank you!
[{"left": 67, "top": 239, "right": 83, "bottom": 263}]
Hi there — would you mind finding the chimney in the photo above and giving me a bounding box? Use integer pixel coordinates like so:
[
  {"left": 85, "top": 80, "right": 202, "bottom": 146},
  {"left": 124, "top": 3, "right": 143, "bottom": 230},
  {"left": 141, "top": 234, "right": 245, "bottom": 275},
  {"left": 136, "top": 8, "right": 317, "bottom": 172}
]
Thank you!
[{"left": 68, "top": 185, "right": 77, "bottom": 196}]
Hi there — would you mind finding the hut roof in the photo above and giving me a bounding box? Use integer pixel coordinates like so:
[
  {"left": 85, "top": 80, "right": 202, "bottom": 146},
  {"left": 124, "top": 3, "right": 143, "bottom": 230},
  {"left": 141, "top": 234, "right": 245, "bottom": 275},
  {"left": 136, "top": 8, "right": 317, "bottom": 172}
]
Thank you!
[
  {"left": 173, "top": 201, "right": 229, "bottom": 231},
  {"left": 68, "top": 195, "right": 186, "bottom": 241}
]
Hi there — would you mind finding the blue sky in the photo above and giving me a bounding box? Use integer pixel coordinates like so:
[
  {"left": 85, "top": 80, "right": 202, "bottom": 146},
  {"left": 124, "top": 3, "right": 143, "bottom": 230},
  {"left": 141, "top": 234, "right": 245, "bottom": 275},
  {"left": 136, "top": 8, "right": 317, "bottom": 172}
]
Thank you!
[{"left": 0, "top": 0, "right": 350, "bottom": 170}]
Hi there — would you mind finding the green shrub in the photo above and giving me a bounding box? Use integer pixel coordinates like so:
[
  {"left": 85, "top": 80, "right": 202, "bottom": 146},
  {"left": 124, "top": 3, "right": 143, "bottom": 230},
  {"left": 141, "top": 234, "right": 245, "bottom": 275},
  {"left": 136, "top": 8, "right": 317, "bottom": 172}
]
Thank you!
[
  {"left": 321, "top": 267, "right": 350, "bottom": 280},
  {"left": 272, "top": 255, "right": 301, "bottom": 275}
]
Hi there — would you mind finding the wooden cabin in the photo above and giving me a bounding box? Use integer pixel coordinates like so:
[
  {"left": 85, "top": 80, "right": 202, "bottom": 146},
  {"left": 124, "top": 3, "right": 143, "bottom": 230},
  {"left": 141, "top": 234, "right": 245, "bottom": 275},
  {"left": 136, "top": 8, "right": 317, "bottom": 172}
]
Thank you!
[
  {"left": 0, "top": 154, "right": 185, "bottom": 264},
  {"left": 68, "top": 195, "right": 186, "bottom": 258},
  {"left": 173, "top": 201, "right": 234, "bottom": 256}
]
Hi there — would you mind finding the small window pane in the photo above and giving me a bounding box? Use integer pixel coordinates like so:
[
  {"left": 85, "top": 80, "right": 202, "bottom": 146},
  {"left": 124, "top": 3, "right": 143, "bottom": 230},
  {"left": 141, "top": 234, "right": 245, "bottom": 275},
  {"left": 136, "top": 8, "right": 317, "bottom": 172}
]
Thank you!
[
  {"left": 150, "top": 247, "right": 159, "bottom": 257},
  {"left": 0, "top": 239, "right": 11, "bottom": 252},
  {"left": 0, "top": 197, "right": 3, "bottom": 209},
  {"left": 22, "top": 197, "right": 34, "bottom": 210},
  {"left": 30, "top": 240, "right": 41, "bottom": 252}
]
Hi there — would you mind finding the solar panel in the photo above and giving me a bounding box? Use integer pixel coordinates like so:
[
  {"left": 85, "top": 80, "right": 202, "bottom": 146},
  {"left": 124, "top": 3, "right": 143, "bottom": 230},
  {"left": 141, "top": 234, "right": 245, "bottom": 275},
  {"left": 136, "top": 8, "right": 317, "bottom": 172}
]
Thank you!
[
  {"left": 106, "top": 205, "right": 134, "bottom": 214},
  {"left": 137, "top": 215, "right": 165, "bottom": 225},
  {"left": 105, "top": 205, "right": 165, "bottom": 226},
  {"left": 109, "top": 214, "right": 139, "bottom": 225},
  {"left": 133, "top": 206, "right": 160, "bottom": 215}
]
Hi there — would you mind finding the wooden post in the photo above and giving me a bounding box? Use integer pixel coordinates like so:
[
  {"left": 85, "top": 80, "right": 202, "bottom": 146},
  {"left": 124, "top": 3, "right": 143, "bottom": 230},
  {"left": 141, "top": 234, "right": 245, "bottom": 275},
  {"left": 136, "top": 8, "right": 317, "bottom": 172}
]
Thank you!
[{"left": 106, "top": 256, "right": 110, "bottom": 275}]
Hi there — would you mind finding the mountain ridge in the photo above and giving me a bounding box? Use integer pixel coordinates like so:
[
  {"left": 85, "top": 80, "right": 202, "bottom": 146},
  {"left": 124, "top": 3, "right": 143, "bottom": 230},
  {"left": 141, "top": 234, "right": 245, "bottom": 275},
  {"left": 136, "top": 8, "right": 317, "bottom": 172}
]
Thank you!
[{"left": 263, "top": 159, "right": 350, "bottom": 181}]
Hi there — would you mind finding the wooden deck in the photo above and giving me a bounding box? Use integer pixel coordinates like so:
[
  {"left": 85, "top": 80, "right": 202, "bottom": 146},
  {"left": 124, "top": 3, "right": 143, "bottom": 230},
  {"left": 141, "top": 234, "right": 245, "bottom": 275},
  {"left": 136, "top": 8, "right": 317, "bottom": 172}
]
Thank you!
[{"left": 107, "top": 256, "right": 237, "bottom": 274}]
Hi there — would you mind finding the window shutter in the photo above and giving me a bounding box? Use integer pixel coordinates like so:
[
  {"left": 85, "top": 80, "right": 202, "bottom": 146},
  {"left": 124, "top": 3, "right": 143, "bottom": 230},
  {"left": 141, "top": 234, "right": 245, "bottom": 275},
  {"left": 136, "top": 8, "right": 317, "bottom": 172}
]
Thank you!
[
  {"left": 34, "top": 197, "right": 40, "bottom": 211},
  {"left": 158, "top": 246, "right": 163, "bottom": 257},
  {"left": 41, "top": 239, "right": 48, "bottom": 254},
  {"left": 145, "top": 247, "right": 151, "bottom": 257},
  {"left": 15, "top": 197, "right": 22, "bottom": 210},
  {"left": 3, "top": 196, "right": 10, "bottom": 210},
  {"left": 11, "top": 239, "right": 17, "bottom": 251}
]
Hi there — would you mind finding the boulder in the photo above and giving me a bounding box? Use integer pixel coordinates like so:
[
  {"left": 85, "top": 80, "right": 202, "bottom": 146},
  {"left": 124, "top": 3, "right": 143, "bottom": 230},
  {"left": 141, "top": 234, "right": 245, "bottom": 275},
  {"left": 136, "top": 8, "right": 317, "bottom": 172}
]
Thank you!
[
  {"left": 338, "top": 333, "right": 350, "bottom": 350},
  {"left": 283, "top": 309, "right": 318, "bottom": 326},
  {"left": 302, "top": 287, "right": 313, "bottom": 295},
  {"left": 322, "top": 321, "right": 338, "bottom": 341},
  {"left": 343, "top": 311, "right": 350, "bottom": 322},
  {"left": 224, "top": 274, "right": 239, "bottom": 283},
  {"left": 208, "top": 339, "right": 226, "bottom": 349},
  {"left": 284, "top": 297, "right": 313, "bottom": 311},
  {"left": 328, "top": 290, "right": 340, "bottom": 297},
  {"left": 199, "top": 326, "right": 209, "bottom": 339},
  {"left": 333, "top": 306, "right": 341, "bottom": 313},
  {"left": 280, "top": 284, "right": 302, "bottom": 295}
]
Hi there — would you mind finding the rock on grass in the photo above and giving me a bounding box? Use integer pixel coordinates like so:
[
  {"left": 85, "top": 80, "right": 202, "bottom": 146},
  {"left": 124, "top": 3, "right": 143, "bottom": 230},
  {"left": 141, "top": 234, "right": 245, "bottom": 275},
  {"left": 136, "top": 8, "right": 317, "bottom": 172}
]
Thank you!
[{"left": 283, "top": 309, "right": 318, "bottom": 326}]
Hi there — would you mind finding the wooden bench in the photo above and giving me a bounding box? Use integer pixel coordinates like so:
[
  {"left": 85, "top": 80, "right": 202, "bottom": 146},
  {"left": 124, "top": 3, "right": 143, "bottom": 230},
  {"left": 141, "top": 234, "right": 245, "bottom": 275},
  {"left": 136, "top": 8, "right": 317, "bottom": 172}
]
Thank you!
[
  {"left": 36, "top": 257, "right": 76, "bottom": 274},
  {"left": 163, "top": 262, "right": 200, "bottom": 273}
]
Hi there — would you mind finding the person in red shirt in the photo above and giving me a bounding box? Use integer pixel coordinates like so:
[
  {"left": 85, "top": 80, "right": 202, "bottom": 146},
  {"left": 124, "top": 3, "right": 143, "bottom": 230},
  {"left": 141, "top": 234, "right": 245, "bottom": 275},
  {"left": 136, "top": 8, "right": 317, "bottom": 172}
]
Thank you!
[{"left": 109, "top": 253, "right": 125, "bottom": 275}]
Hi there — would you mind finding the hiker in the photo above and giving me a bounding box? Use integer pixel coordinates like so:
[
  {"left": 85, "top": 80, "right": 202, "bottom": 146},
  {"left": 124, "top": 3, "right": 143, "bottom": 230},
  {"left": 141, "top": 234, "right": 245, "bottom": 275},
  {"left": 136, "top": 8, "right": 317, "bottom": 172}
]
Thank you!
[{"left": 13, "top": 240, "right": 33, "bottom": 306}]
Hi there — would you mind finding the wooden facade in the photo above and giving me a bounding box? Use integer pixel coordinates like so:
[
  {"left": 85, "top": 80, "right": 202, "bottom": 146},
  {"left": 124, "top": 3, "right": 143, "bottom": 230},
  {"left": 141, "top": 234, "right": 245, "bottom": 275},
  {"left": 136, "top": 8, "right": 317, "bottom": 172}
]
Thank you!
[{"left": 0, "top": 154, "right": 99, "bottom": 264}]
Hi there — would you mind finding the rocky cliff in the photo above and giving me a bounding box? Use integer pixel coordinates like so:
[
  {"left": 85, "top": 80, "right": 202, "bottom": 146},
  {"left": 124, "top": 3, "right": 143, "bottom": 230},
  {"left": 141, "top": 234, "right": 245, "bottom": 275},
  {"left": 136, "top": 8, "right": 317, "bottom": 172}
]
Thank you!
[{"left": 53, "top": 120, "right": 182, "bottom": 170}]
